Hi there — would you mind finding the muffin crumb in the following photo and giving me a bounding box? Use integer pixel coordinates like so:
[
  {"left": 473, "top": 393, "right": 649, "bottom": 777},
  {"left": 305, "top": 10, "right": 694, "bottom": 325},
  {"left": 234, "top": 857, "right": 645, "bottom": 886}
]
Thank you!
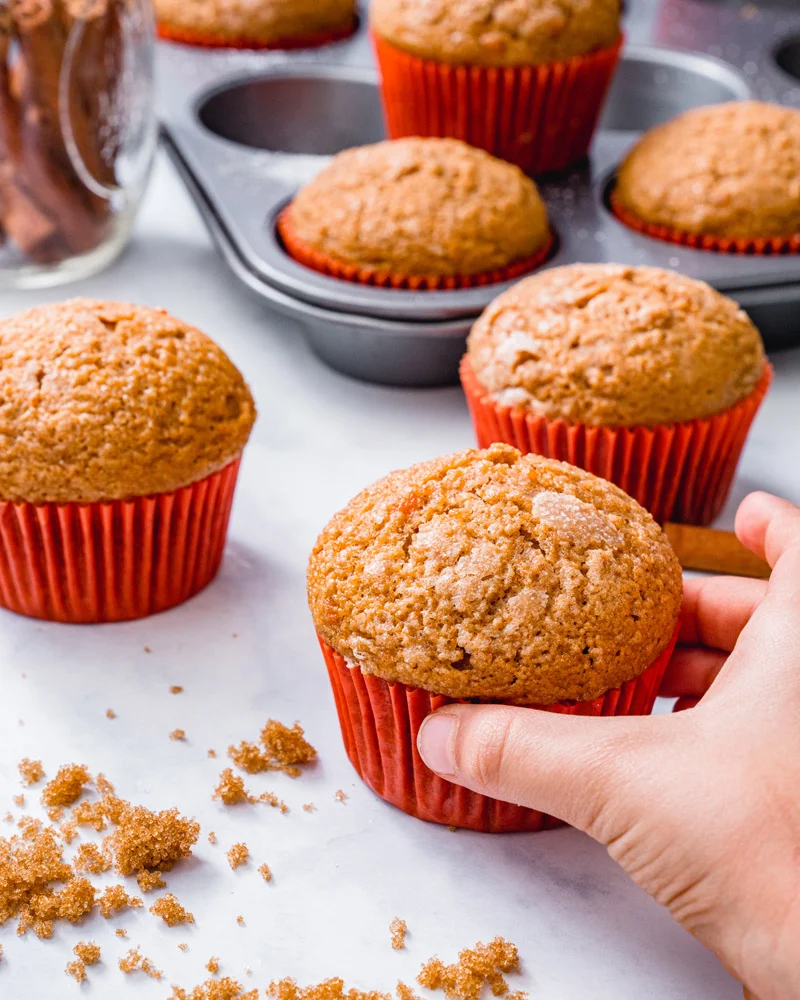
[
  {"left": 18, "top": 759, "right": 44, "bottom": 786},
  {"left": 227, "top": 843, "right": 249, "bottom": 870},
  {"left": 41, "top": 765, "right": 92, "bottom": 809},
  {"left": 137, "top": 869, "right": 167, "bottom": 892},
  {"left": 258, "top": 863, "right": 272, "bottom": 883},
  {"left": 150, "top": 893, "right": 195, "bottom": 926},
  {"left": 390, "top": 918, "right": 407, "bottom": 950}
]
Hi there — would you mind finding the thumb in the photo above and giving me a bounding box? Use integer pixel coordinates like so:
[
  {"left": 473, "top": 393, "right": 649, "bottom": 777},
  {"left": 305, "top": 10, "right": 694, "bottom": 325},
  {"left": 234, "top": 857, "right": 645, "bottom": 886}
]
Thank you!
[{"left": 417, "top": 703, "right": 667, "bottom": 839}]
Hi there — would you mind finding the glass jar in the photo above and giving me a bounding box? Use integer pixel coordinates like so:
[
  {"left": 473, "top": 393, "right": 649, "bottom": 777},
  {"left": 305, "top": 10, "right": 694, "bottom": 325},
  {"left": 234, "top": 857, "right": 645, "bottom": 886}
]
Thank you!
[{"left": 0, "top": 0, "right": 156, "bottom": 288}]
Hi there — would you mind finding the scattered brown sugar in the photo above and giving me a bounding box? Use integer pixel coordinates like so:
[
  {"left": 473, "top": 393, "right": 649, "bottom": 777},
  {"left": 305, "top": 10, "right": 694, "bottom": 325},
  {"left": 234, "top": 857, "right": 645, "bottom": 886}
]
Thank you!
[
  {"left": 417, "top": 938, "right": 522, "bottom": 1000},
  {"left": 334, "top": 790, "right": 347, "bottom": 803},
  {"left": 119, "top": 948, "right": 162, "bottom": 978},
  {"left": 227, "top": 742, "right": 271, "bottom": 775},
  {"left": 137, "top": 869, "right": 167, "bottom": 892},
  {"left": 116, "top": 928, "right": 128, "bottom": 938},
  {"left": 95, "top": 773, "right": 115, "bottom": 797},
  {"left": 150, "top": 893, "right": 195, "bottom": 927},
  {"left": 268, "top": 978, "right": 391, "bottom": 1000},
  {"left": 97, "top": 885, "right": 142, "bottom": 918},
  {"left": 73, "top": 842, "right": 112, "bottom": 875},
  {"left": 171, "top": 977, "right": 258, "bottom": 999},
  {"left": 261, "top": 720, "right": 317, "bottom": 777},
  {"left": 260, "top": 792, "right": 289, "bottom": 812},
  {"left": 208, "top": 750, "right": 218, "bottom": 759},
  {"left": 71, "top": 799, "right": 110, "bottom": 832},
  {"left": 66, "top": 959, "right": 87, "bottom": 982},
  {"left": 179, "top": 942, "right": 189, "bottom": 952},
  {"left": 171, "top": 686, "right": 184, "bottom": 694},
  {"left": 236, "top": 915, "right": 245, "bottom": 926},
  {"left": 207, "top": 956, "right": 220, "bottom": 974},
  {"left": 390, "top": 918, "right": 407, "bottom": 950},
  {"left": 227, "top": 843, "right": 249, "bottom": 870},
  {"left": 3, "top": 813, "right": 12, "bottom": 822},
  {"left": 144, "top": 646, "right": 151, "bottom": 654},
  {"left": 18, "top": 759, "right": 44, "bottom": 786},
  {"left": 0, "top": 942, "right": 3, "bottom": 961},
  {"left": 213, "top": 769, "right": 253, "bottom": 806},
  {"left": 397, "top": 984, "right": 422, "bottom": 1000},
  {"left": 74, "top": 941, "right": 101, "bottom": 965},
  {"left": 208, "top": 831, "right": 217, "bottom": 845},
  {"left": 0, "top": 825, "right": 73, "bottom": 934},
  {"left": 60, "top": 819, "right": 78, "bottom": 844},
  {"left": 54, "top": 877, "right": 96, "bottom": 923},
  {"left": 108, "top": 803, "right": 200, "bottom": 875},
  {"left": 12, "top": 794, "right": 24, "bottom": 807},
  {"left": 171, "top": 729, "right": 187, "bottom": 742},
  {"left": 41, "top": 764, "right": 92, "bottom": 808},
  {"left": 106, "top": 709, "right": 117, "bottom": 719},
  {"left": 303, "top": 803, "right": 315, "bottom": 813},
  {"left": 258, "top": 863, "right": 272, "bottom": 883},
  {"left": 447, "top": 826, "right": 458, "bottom": 833},
  {"left": 17, "top": 816, "right": 43, "bottom": 840}
]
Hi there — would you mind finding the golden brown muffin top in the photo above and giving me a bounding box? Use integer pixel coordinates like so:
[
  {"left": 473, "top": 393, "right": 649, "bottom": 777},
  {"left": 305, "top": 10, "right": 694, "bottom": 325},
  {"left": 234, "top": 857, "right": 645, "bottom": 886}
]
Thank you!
[
  {"left": 467, "top": 264, "right": 766, "bottom": 427},
  {"left": 615, "top": 101, "right": 800, "bottom": 239},
  {"left": 371, "top": 0, "right": 621, "bottom": 66},
  {"left": 0, "top": 299, "right": 256, "bottom": 505},
  {"left": 285, "top": 138, "right": 550, "bottom": 277},
  {"left": 155, "top": 0, "right": 355, "bottom": 44},
  {"left": 308, "top": 445, "right": 682, "bottom": 705}
]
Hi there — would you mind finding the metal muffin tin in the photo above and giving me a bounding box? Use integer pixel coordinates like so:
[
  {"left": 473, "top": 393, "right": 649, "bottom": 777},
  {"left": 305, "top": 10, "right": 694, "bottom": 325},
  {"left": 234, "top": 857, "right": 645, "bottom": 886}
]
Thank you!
[{"left": 158, "top": 0, "right": 800, "bottom": 385}]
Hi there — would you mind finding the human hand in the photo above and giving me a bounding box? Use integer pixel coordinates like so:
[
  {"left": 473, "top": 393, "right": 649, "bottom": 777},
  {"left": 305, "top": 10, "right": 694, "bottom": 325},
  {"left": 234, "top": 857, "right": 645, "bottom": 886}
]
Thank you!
[{"left": 417, "top": 492, "right": 800, "bottom": 1000}]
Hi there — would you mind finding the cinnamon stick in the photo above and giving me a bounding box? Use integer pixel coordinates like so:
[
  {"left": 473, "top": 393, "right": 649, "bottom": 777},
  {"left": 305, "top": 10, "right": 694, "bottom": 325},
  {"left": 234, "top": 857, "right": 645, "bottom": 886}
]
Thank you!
[{"left": 664, "top": 523, "right": 770, "bottom": 580}]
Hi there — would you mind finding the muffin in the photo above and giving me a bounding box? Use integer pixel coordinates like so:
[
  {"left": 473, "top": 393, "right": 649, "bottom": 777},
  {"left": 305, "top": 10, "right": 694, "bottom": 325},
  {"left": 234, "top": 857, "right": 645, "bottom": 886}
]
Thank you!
[
  {"left": 612, "top": 101, "right": 800, "bottom": 252},
  {"left": 309, "top": 444, "right": 683, "bottom": 832},
  {"left": 461, "top": 264, "right": 771, "bottom": 525},
  {"left": 155, "top": 0, "right": 357, "bottom": 49},
  {"left": 278, "top": 138, "right": 553, "bottom": 290},
  {"left": 0, "top": 299, "right": 256, "bottom": 623},
  {"left": 370, "top": 0, "right": 623, "bottom": 175}
]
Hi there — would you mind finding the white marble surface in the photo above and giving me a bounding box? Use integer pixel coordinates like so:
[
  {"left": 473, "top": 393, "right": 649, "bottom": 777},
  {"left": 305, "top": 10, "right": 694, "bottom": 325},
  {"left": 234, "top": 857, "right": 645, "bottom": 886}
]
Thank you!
[{"left": 0, "top": 153, "right": 798, "bottom": 1000}]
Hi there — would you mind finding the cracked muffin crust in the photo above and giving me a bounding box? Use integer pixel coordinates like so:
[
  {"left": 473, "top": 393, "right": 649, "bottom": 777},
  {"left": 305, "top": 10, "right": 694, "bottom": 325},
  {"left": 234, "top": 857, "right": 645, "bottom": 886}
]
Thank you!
[
  {"left": 155, "top": 0, "right": 356, "bottom": 47},
  {"left": 466, "top": 264, "right": 766, "bottom": 427},
  {"left": 308, "top": 444, "right": 682, "bottom": 705},
  {"left": 615, "top": 101, "right": 800, "bottom": 239},
  {"left": 283, "top": 138, "right": 550, "bottom": 278},
  {"left": 371, "top": 0, "right": 622, "bottom": 66},
  {"left": 0, "top": 299, "right": 256, "bottom": 505}
]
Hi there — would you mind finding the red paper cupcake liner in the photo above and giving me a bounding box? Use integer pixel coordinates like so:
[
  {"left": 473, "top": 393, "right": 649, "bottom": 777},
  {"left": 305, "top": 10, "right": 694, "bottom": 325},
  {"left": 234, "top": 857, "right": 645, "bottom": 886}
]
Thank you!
[
  {"left": 460, "top": 357, "right": 773, "bottom": 526},
  {"left": 157, "top": 17, "right": 357, "bottom": 51},
  {"left": 610, "top": 189, "right": 800, "bottom": 255},
  {"left": 372, "top": 32, "right": 623, "bottom": 176},
  {"left": 277, "top": 208, "right": 555, "bottom": 290},
  {"left": 0, "top": 459, "right": 242, "bottom": 624},
  {"left": 320, "top": 625, "right": 679, "bottom": 833}
]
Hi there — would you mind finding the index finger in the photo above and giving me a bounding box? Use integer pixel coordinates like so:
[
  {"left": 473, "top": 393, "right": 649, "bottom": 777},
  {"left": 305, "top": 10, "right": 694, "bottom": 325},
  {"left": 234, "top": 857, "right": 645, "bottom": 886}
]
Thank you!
[{"left": 679, "top": 575, "right": 767, "bottom": 651}]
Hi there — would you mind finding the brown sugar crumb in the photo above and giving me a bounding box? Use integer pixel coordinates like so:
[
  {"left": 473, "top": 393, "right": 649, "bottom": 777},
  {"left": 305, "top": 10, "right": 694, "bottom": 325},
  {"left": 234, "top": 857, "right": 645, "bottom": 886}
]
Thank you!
[
  {"left": 54, "top": 877, "right": 96, "bottom": 923},
  {"left": 106, "top": 708, "right": 117, "bottom": 719},
  {"left": 108, "top": 803, "right": 200, "bottom": 875},
  {"left": 18, "top": 759, "right": 44, "bottom": 786},
  {"left": 390, "top": 917, "right": 408, "bottom": 950},
  {"left": 60, "top": 819, "right": 78, "bottom": 844},
  {"left": 259, "top": 792, "right": 289, "bottom": 812},
  {"left": 3, "top": 812, "right": 12, "bottom": 822},
  {"left": 213, "top": 769, "right": 253, "bottom": 806},
  {"left": 236, "top": 915, "right": 245, "bottom": 926},
  {"left": 66, "top": 959, "right": 87, "bottom": 982},
  {"left": 208, "top": 750, "right": 218, "bottom": 759},
  {"left": 74, "top": 941, "right": 101, "bottom": 965},
  {"left": 171, "top": 977, "right": 258, "bottom": 999},
  {"left": 303, "top": 803, "right": 315, "bottom": 813},
  {"left": 12, "top": 794, "right": 25, "bottom": 807},
  {"left": 171, "top": 686, "right": 184, "bottom": 694},
  {"left": 41, "top": 764, "right": 92, "bottom": 808},
  {"left": 119, "top": 948, "right": 162, "bottom": 979},
  {"left": 73, "top": 842, "right": 112, "bottom": 875},
  {"left": 227, "top": 843, "right": 249, "bottom": 870},
  {"left": 17, "top": 815, "right": 43, "bottom": 840},
  {"left": 71, "top": 799, "right": 111, "bottom": 832},
  {"left": 150, "top": 893, "right": 195, "bottom": 927},
  {"left": 261, "top": 720, "right": 317, "bottom": 777},
  {"left": 447, "top": 826, "right": 458, "bottom": 833},
  {"left": 208, "top": 831, "right": 217, "bottom": 845},
  {"left": 397, "top": 984, "right": 422, "bottom": 1000},
  {"left": 227, "top": 741, "right": 271, "bottom": 775},
  {"left": 268, "top": 978, "right": 390, "bottom": 1000},
  {"left": 179, "top": 942, "right": 189, "bottom": 952},
  {"left": 144, "top": 646, "right": 151, "bottom": 654},
  {"left": 137, "top": 869, "right": 167, "bottom": 893},
  {"left": 97, "top": 884, "right": 142, "bottom": 918},
  {"left": 95, "top": 773, "right": 115, "bottom": 797},
  {"left": 207, "top": 956, "right": 220, "bottom": 974},
  {"left": 0, "top": 825, "right": 73, "bottom": 935},
  {"left": 116, "top": 928, "right": 128, "bottom": 938},
  {"left": 258, "top": 863, "right": 272, "bottom": 883},
  {"left": 417, "top": 938, "right": 521, "bottom": 1000},
  {"left": 334, "top": 790, "right": 348, "bottom": 803},
  {"left": 171, "top": 729, "right": 187, "bottom": 742}
]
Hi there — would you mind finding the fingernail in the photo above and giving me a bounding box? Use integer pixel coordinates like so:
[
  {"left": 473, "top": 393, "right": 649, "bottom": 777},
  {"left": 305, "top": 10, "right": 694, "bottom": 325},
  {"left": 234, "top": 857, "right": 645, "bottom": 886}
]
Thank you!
[{"left": 418, "top": 712, "right": 458, "bottom": 778}]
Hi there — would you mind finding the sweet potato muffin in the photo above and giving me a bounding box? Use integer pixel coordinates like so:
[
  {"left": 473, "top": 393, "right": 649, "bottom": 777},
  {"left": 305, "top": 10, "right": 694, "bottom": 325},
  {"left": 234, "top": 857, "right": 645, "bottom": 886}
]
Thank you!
[
  {"left": 0, "top": 299, "right": 256, "bottom": 505},
  {"left": 308, "top": 444, "right": 682, "bottom": 705},
  {"left": 280, "top": 137, "right": 551, "bottom": 280},
  {"left": 155, "top": 0, "right": 356, "bottom": 48},
  {"left": 614, "top": 101, "right": 800, "bottom": 239},
  {"left": 466, "top": 263, "right": 767, "bottom": 426},
  {"left": 371, "top": 0, "right": 622, "bottom": 67}
]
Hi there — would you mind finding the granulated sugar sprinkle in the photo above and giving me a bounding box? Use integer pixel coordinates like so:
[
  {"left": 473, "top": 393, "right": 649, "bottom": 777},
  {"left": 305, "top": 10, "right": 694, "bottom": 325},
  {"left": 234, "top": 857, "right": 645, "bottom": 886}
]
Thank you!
[
  {"left": 390, "top": 918, "right": 407, "bottom": 950},
  {"left": 150, "top": 893, "right": 195, "bottom": 926},
  {"left": 18, "top": 760, "right": 44, "bottom": 786},
  {"left": 227, "top": 844, "right": 249, "bottom": 870}
]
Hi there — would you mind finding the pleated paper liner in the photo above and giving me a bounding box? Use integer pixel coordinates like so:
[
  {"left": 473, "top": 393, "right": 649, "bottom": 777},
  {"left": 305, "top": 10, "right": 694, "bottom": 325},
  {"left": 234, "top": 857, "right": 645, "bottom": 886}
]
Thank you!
[
  {"left": 609, "top": 189, "right": 800, "bottom": 255},
  {"left": 277, "top": 208, "right": 555, "bottom": 290},
  {"left": 320, "top": 625, "right": 679, "bottom": 833},
  {"left": 0, "top": 458, "right": 242, "bottom": 624},
  {"left": 372, "top": 32, "right": 623, "bottom": 176},
  {"left": 156, "top": 17, "right": 357, "bottom": 50},
  {"left": 460, "top": 357, "right": 773, "bottom": 526}
]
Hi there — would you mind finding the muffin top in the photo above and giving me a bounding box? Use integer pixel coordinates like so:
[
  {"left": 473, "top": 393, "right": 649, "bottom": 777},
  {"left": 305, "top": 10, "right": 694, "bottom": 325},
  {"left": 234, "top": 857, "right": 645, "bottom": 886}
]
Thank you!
[
  {"left": 0, "top": 299, "right": 256, "bottom": 505},
  {"left": 467, "top": 264, "right": 766, "bottom": 427},
  {"left": 155, "top": 0, "right": 355, "bottom": 44},
  {"left": 371, "top": 0, "right": 621, "bottom": 67},
  {"left": 308, "top": 444, "right": 682, "bottom": 705},
  {"left": 615, "top": 101, "right": 800, "bottom": 239},
  {"left": 284, "top": 138, "right": 550, "bottom": 277}
]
